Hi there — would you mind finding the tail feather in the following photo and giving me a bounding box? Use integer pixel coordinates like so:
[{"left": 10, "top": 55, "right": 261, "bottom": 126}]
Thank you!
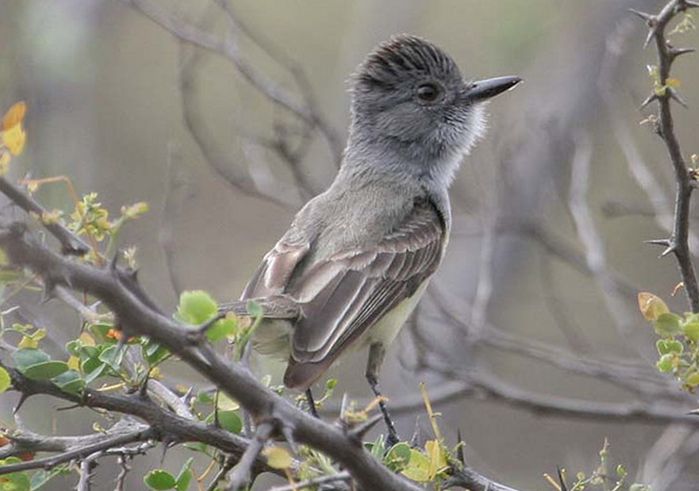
[{"left": 284, "top": 358, "right": 334, "bottom": 390}]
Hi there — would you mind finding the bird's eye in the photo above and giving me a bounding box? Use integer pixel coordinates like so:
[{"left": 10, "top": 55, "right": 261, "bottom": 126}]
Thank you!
[{"left": 416, "top": 82, "right": 441, "bottom": 102}]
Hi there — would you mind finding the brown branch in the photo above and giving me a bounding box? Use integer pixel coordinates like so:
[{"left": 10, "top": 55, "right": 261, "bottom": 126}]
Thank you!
[
  {"left": 0, "top": 177, "right": 89, "bottom": 255},
  {"left": 634, "top": 0, "right": 699, "bottom": 312},
  {"left": 0, "top": 361, "right": 275, "bottom": 477},
  {"left": 0, "top": 424, "right": 153, "bottom": 476},
  {"left": 0, "top": 224, "right": 421, "bottom": 490},
  {"left": 225, "top": 421, "right": 274, "bottom": 491}
]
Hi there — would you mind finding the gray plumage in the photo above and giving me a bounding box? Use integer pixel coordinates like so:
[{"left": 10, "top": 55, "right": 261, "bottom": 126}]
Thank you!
[{"left": 240, "top": 34, "right": 520, "bottom": 390}]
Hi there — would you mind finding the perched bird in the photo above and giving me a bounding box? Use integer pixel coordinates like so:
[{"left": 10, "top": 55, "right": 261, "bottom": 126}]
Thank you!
[{"left": 238, "top": 34, "right": 519, "bottom": 442}]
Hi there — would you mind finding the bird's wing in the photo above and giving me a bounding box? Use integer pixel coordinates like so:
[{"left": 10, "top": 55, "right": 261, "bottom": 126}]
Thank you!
[
  {"left": 284, "top": 198, "right": 445, "bottom": 387},
  {"left": 240, "top": 231, "right": 310, "bottom": 301}
]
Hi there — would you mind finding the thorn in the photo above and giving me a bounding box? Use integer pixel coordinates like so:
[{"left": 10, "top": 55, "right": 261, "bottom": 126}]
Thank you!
[
  {"left": 688, "top": 408, "right": 699, "bottom": 415},
  {"left": 661, "top": 244, "right": 677, "bottom": 257},
  {"left": 669, "top": 88, "right": 689, "bottom": 108},
  {"left": 669, "top": 46, "right": 696, "bottom": 59},
  {"left": 160, "top": 439, "right": 170, "bottom": 465},
  {"left": 645, "top": 238, "right": 672, "bottom": 247},
  {"left": 640, "top": 93, "right": 659, "bottom": 110},
  {"left": 410, "top": 416, "right": 421, "bottom": 447},
  {"left": 13, "top": 394, "right": 28, "bottom": 415},
  {"left": 644, "top": 28, "right": 657, "bottom": 49},
  {"left": 628, "top": 8, "right": 654, "bottom": 23},
  {"left": 40, "top": 281, "right": 56, "bottom": 304},
  {"left": 180, "top": 386, "right": 193, "bottom": 405},
  {"left": 557, "top": 466, "right": 569, "bottom": 491},
  {"left": 279, "top": 424, "right": 298, "bottom": 454},
  {"left": 110, "top": 251, "right": 120, "bottom": 271},
  {"left": 347, "top": 413, "right": 383, "bottom": 443},
  {"left": 339, "top": 393, "right": 349, "bottom": 421},
  {"left": 683, "top": 0, "right": 699, "bottom": 8},
  {"left": 456, "top": 428, "right": 466, "bottom": 466}
]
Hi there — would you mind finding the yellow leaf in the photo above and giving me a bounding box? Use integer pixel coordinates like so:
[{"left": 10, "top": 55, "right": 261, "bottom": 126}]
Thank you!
[
  {"left": 2, "top": 124, "right": 26, "bottom": 156},
  {"left": 67, "top": 356, "right": 80, "bottom": 371},
  {"left": 79, "top": 332, "right": 96, "bottom": 346},
  {"left": 262, "top": 446, "right": 293, "bottom": 470},
  {"left": 217, "top": 392, "right": 240, "bottom": 411},
  {"left": 2, "top": 102, "right": 26, "bottom": 131},
  {"left": 18, "top": 336, "right": 38, "bottom": 349},
  {"left": 401, "top": 449, "right": 431, "bottom": 482},
  {"left": 425, "top": 440, "right": 448, "bottom": 480},
  {"left": 638, "top": 292, "right": 669, "bottom": 321},
  {"left": 0, "top": 150, "right": 10, "bottom": 175},
  {"left": 666, "top": 78, "right": 681, "bottom": 88}
]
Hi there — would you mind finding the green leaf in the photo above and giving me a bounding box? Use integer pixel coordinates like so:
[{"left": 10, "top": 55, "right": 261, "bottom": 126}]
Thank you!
[
  {"left": 401, "top": 449, "right": 431, "bottom": 482},
  {"left": 0, "top": 366, "right": 11, "bottom": 393},
  {"left": 182, "top": 442, "right": 209, "bottom": 454},
  {"left": 385, "top": 442, "right": 411, "bottom": 471},
  {"left": 0, "top": 458, "right": 31, "bottom": 491},
  {"left": 52, "top": 370, "right": 84, "bottom": 395},
  {"left": 21, "top": 361, "right": 69, "bottom": 381},
  {"left": 30, "top": 465, "right": 71, "bottom": 490},
  {"left": 246, "top": 300, "right": 263, "bottom": 318},
  {"left": 368, "top": 435, "right": 385, "bottom": 458},
  {"left": 656, "top": 353, "right": 675, "bottom": 373},
  {"left": 144, "top": 469, "right": 177, "bottom": 490},
  {"left": 82, "top": 361, "right": 107, "bottom": 384},
  {"left": 176, "top": 291, "right": 218, "bottom": 325},
  {"left": 683, "top": 321, "right": 699, "bottom": 342},
  {"left": 215, "top": 410, "right": 242, "bottom": 434},
  {"left": 685, "top": 371, "right": 699, "bottom": 388},
  {"left": 12, "top": 349, "right": 49, "bottom": 369},
  {"left": 657, "top": 339, "right": 683, "bottom": 355},
  {"left": 206, "top": 318, "right": 236, "bottom": 342},
  {"left": 262, "top": 446, "right": 293, "bottom": 469},
  {"left": 653, "top": 313, "right": 682, "bottom": 337},
  {"left": 143, "top": 342, "right": 170, "bottom": 366},
  {"left": 98, "top": 346, "right": 124, "bottom": 371},
  {"left": 88, "top": 323, "right": 115, "bottom": 343},
  {"left": 175, "top": 458, "right": 194, "bottom": 491}
]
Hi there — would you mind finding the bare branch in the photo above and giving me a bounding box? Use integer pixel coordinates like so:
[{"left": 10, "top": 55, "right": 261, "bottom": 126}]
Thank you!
[
  {"left": 225, "top": 421, "right": 274, "bottom": 491},
  {"left": 635, "top": 0, "right": 699, "bottom": 311},
  {"left": 269, "top": 471, "right": 351, "bottom": 491},
  {"left": 0, "top": 177, "right": 89, "bottom": 255}
]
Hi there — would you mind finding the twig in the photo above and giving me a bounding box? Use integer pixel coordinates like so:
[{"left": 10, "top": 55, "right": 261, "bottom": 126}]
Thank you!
[
  {"left": 0, "top": 426, "right": 152, "bottom": 476},
  {"left": 1, "top": 361, "right": 276, "bottom": 477},
  {"left": 0, "top": 216, "right": 422, "bottom": 490},
  {"left": 159, "top": 143, "right": 188, "bottom": 299},
  {"left": 0, "top": 177, "right": 89, "bottom": 255},
  {"left": 269, "top": 471, "right": 352, "bottom": 491},
  {"left": 225, "top": 421, "right": 274, "bottom": 491},
  {"left": 634, "top": 0, "right": 699, "bottom": 312}
]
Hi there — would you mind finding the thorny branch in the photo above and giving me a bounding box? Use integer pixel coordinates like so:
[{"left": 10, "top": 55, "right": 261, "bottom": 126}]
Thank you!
[
  {"left": 631, "top": 0, "right": 699, "bottom": 312},
  {"left": 0, "top": 176, "right": 433, "bottom": 490}
]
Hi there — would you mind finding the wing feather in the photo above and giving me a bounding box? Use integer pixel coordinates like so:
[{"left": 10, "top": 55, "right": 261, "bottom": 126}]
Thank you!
[
  {"left": 241, "top": 197, "right": 446, "bottom": 389},
  {"left": 289, "top": 198, "right": 445, "bottom": 365}
]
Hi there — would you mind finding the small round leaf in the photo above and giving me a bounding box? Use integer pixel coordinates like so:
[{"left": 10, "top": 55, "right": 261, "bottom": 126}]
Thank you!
[
  {"left": 22, "top": 361, "right": 69, "bottom": 381},
  {"left": 262, "top": 446, "right": 293, "bottom": 470},
  {"left": 144, "top": 469, "right": 177, "bottom": 490}
]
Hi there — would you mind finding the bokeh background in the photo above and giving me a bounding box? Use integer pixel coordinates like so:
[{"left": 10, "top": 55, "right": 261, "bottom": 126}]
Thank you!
[{"left": 2, "top": 0, "right": 699, "bottom": 489}]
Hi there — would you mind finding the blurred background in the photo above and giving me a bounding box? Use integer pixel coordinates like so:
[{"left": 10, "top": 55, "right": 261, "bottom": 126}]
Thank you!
[{"left": 2, "top": 0, "right": 699, "bottom": 489}]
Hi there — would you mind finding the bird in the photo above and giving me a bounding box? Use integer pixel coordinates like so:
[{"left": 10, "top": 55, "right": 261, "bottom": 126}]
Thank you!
[{"left": 237, "top": 34, "right": 520, "bottom": 444}]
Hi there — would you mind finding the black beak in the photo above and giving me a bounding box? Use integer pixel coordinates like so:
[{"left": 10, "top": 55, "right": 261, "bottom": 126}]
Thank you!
[{"left": 465, "top": 76, "right": 521, "bottom": 102}]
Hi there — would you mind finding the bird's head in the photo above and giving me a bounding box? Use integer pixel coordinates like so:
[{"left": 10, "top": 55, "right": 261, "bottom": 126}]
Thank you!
[{"left": 349, "top": 35, "right": 520, "bottom": 174}]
